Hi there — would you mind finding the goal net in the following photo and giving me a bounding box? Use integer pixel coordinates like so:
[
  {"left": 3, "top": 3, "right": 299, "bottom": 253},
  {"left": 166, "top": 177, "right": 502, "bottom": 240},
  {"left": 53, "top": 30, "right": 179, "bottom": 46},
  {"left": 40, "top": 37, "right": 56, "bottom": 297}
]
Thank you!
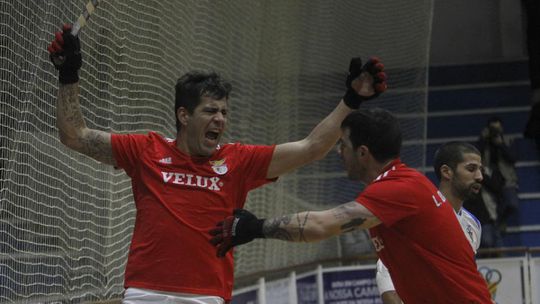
[{"left": 0, "top": 0, "right": 432, "bottom": 302}]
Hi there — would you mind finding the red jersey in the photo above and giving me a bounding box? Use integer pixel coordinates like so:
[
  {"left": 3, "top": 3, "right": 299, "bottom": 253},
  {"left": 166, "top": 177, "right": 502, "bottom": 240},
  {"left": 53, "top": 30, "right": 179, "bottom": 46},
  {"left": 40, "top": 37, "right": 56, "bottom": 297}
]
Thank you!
[
  {"left": 111, "top": 132, "right": 275, "bottom": 300},
  {"left": 358, "top": 159, "right": 492, "bottom": 304}
]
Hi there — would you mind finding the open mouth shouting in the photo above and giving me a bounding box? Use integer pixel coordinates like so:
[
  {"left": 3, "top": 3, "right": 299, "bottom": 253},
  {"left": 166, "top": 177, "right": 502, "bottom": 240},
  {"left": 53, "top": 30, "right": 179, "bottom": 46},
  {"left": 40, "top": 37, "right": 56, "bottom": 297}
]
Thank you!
[{"left": 204, "top": 130, "right": 222, "bottom": 148}]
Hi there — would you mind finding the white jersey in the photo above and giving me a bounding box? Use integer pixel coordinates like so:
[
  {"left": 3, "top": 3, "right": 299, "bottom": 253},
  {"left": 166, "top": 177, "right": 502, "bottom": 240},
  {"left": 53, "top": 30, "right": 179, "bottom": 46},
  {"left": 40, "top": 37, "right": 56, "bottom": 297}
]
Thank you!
[
  {"left": 376, "top": 207, "right": 481, "bottom": 295},
  {"left": 456, "top": 207, "right": 482, "bottom": 253}
]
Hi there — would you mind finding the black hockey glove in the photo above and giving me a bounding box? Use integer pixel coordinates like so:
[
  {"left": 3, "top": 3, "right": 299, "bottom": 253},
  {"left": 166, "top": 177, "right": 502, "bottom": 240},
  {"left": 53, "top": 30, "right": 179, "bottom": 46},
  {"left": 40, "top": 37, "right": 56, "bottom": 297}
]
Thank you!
[
  {"left": 47, "top": 24, "right": 82, "bottom": 84},
  {"left": 209, "top": 209, "right": 265, "bottom": 258},
  {"left": 343, "top": 56, "right": 388, "bottom": 109}
]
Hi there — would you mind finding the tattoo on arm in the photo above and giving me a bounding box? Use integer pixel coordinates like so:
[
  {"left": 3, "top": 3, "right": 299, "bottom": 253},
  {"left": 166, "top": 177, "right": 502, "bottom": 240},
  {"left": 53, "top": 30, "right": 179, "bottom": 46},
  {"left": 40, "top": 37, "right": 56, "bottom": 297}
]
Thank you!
[
  {"left": 263, "top": 215, "right": 294, "bottom": 241},
  {"left": 341, "top": 218, "right": 366, "bottom": 233},
  {"left": 82, "top": 130, "right": 114, "bottom": 164},
  {"left": 263, "top": 212, "right": 311, "bottom": 242},
  {"left": 332, "top": 202, "right": 367, "bottom": 232},
  {"left": 332, "top": 202, "right": 358, "bottom": 219},
  {"left": 57, "top": 84, "right": 115, "bottom": 166},
  {"left": 263, "top": 203, "right": 372, "bottom": 242},
  {"left": 296, "top": 212, "right": 310, "bottom": 242},
  {"left": 57, "top": 84, "right": 86, "bottom": 132}
]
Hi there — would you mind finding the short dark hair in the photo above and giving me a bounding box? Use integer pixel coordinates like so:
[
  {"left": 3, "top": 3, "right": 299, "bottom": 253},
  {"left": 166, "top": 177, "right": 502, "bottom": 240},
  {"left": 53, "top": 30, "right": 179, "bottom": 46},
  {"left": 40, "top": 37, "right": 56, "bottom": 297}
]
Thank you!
[
  {"left": 341, "top": 108, "right": 402, "bottom": 163},
  {"left": 433, "top": 141, "right": 480, "bottom": 180},
  {"left": 175, "top": 71, "right": 232, "bottom": 132}
]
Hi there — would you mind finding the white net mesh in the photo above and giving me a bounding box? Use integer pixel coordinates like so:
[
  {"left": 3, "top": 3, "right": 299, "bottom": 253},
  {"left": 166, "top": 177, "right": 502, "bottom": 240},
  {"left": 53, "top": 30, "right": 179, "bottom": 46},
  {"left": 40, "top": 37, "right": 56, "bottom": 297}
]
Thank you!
[{"left": 0, "top": 0, "right": 432, "bottom": 302}]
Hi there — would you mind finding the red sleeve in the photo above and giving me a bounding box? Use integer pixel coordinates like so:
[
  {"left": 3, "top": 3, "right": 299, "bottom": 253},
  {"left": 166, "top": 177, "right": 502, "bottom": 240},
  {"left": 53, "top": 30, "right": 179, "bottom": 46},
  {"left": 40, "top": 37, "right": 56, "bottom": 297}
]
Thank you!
[
  {"left": 357, "top": 179, "right": 420, "bottom": 226},
  {"left": 234, "top": 143, "right": 276, "bottom": 190},
  {"left": 111, "top": 133, "right": 152, "bottom": 177}
]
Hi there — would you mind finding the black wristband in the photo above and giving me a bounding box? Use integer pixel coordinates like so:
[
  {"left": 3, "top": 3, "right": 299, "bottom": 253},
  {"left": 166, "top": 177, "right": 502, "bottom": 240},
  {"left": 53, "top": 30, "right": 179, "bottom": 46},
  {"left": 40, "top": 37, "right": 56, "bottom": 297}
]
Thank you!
[
  {"left": 343, "top": 88, "right": 364, "bottom": 109},
  {"left": 59, "top": 69, "right": 79, "bottom": 84}
]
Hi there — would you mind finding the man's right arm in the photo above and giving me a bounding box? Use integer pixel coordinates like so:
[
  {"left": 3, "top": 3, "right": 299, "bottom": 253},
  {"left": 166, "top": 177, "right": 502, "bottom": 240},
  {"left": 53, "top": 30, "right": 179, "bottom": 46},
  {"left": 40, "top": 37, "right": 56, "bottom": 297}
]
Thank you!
[
  {"left": 209, "top": 202, "right": 382, "bottom": 257},
  {"left": 57, "top": 83, "right": 116, "bottom": 166},
  {"left": 261, "top": 201, "right": 381, "bottom": 242},
  {"left": 49, "top": 24, "right": 116, "bottom": 167}
]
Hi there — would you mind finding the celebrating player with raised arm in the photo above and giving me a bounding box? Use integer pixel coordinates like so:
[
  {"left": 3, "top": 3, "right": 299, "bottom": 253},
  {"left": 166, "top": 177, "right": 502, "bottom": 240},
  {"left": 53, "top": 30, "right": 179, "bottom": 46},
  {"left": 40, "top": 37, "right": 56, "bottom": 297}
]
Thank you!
[
  {"left": 47, "top": 23, "right": 386, "bottom": 303},
  {"left": 376, "top": 141, "right": 484, "bottom": 303},
  {"left": 210, "top": 110, "right": 492, "bottom": 303}
]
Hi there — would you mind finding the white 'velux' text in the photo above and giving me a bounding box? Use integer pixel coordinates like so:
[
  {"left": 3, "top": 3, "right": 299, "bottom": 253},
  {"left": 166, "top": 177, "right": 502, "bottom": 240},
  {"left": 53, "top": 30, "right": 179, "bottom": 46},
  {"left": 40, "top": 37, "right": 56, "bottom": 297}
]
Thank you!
[{"left": 162, "top": 172, "right": 221, "bottom": 191}]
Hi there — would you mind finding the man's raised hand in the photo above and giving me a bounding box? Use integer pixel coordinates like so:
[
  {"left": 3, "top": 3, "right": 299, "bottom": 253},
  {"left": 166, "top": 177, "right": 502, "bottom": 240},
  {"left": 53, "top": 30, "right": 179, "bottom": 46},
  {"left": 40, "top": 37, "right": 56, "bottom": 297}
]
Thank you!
[
  {"left": 343, "top": 57, "right": 388, "bottom": 109},
  {"left": 47, "top": 24, "right": 82, "bottom": 84}
]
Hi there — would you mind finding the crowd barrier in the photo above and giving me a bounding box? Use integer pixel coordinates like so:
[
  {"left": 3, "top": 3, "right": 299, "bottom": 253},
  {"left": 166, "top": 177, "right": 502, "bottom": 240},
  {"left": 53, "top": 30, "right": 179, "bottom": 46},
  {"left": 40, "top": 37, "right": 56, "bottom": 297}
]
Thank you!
[{"left": 233, "top": 247, "right": 540, "bottom": 304}]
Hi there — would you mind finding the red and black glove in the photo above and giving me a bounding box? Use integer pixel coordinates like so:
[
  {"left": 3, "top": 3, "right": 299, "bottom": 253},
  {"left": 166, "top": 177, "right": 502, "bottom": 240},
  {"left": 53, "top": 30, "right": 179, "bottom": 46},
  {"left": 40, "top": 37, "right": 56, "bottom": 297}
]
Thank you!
[
  {"left": 47, "top": 24, "right": 82, "bottom": 84},
  {"left": 343, "top": 56, "right": 388, "bottom": 109},
  {"left": 209, "top": 209, "right": 265, "bottom": 258}
]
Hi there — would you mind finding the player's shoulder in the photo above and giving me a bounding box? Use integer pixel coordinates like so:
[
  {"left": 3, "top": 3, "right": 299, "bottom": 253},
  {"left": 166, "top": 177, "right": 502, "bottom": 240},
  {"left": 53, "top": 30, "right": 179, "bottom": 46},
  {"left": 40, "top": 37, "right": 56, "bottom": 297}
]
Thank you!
[
  {"left": 460, "top": 207, "right": 482, "bottom": 230},
  {"left": 368, "top": 165, "right": 441, "bottom": 211},
  {"left": 207, "top": 142, "right": 249, "bottom": 159},
  {"left": 142, "top": 131, "right": 167, "bottom": 141},
  {"left": 214, "top": 142, "right": 242, "bottom": 153},
  {"left": 372, "top": 162, "right": 431, "bottom": 188},
  {"left": 144, "top": 132, "right": 175, "bottom": 147},
  {"left": 217, "top": 142, "right": 272, "bottom": 154},
  {"left": 113, "top": 131, "right": 162, "bottom": 146},
  {"left": 220, "top": 142, "right": 243, "bottom": 148},
  {"left": 365, "top": 165, "right": 428, "bottom": 200}
]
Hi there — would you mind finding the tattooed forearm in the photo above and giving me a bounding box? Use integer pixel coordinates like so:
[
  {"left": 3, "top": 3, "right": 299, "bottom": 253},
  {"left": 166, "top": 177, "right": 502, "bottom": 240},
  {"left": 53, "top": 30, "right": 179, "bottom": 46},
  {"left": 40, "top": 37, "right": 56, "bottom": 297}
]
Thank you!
[
  {"left": 263, "top": 212, "right": 313, "bottom": 242},
  {"left": 296, "top": 212, "right": 310, "bottom": 242},
  {"left": 263, "top": 215, "right": 294, "bottom": 241},
  {"left": 261, "top": 202, "right": 377, "bottom": 243},
  {"left": 57, "top": 83, "right": 87, "bottom": 136},
  {"left": 56, "top": 83, "right": 115, "bottom": 166},
  {"left": 341, "top": 218, "right": 366, "bottom": 233},
  {"left": 81, "top": 130, "right": 115, "bottom": 164},
  {"left": 332, "top": 202, "right": 358, "bottom": 220},
  {"left": 332, "top": 201, "right": 377, "bottom": 232}
]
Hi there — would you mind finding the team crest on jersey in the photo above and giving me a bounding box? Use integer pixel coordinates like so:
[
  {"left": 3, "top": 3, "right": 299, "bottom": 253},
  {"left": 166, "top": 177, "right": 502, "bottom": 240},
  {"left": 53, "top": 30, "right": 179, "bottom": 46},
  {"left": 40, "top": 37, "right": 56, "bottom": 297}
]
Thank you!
[{"left": 210, "top": 158, "right": 228, "bottom": 175}]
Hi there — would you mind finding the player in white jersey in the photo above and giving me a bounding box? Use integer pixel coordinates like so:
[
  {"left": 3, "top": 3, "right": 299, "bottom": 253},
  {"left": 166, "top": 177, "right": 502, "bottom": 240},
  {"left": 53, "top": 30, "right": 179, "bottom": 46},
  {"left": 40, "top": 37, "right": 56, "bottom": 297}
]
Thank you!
[
  {"left": 457, "top": 207, "right": 482, "bottom": 252},
  {"left": 376, "top": 141, "right": 483, "bottom": 304}
]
